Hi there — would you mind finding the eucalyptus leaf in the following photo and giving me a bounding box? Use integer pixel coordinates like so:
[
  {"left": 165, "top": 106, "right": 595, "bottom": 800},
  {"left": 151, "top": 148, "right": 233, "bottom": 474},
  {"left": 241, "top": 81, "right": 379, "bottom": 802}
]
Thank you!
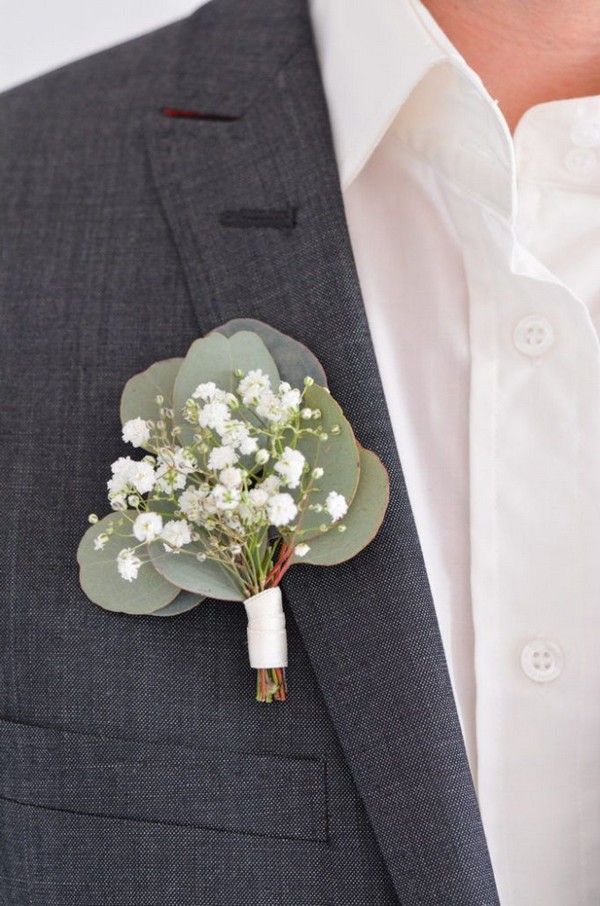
[
  {"left": 173, "top": 331, "right": 280, "bottom": 406},
  {"left": 172, "top": 331, "right": 280, "bottom": 445},
  {"left": 150, "top": 589, "right": 205, "bottom": 617},
  {"left": 291, "top": 446, "right": 389, "bottom": 565},
  {"left": 294, "top": 384, "right": 361, "bottom": 540},
  {"left": 213, "top": 319, "right": 327, "bottom": 388},
  {"left": 120, "top": 358, "right": 184, "bottom": 441},
  {"left": 148, "top": 538, "right": 246, "bottom": 601},
  {"left": 77, "top": 512, "right": 181, "bottom": 614}
]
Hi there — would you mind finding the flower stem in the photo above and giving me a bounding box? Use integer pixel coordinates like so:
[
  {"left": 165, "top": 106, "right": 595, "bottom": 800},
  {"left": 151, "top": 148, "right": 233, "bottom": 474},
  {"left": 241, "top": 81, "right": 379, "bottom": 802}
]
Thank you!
[{"left": 255, "top": 667, "right": 287, "bottom": 703}]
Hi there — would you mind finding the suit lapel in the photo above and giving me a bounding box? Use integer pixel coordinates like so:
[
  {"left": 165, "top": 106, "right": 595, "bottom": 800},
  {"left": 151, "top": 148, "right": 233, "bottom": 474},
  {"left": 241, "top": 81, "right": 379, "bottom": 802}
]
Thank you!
[{"left": 144, "top": 2, "right": 499, "bottom": 902}]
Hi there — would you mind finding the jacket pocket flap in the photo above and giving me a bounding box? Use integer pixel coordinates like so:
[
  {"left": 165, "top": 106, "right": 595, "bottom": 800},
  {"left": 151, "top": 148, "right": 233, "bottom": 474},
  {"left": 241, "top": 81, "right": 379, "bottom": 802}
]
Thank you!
[{"left": 0, "top": 716, "right": 327, "bottom": 842}]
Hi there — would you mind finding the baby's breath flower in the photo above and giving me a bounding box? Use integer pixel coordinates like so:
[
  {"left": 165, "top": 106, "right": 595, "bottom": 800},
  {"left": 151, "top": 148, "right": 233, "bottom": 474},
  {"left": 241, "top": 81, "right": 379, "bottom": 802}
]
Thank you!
[
  {"left": 155, "top": 462, "right": 187, "bottom": 493},
  {"left": 294, "top": 543, "right": 310, "bottom": 557},
  {"left": 255, "top": 449, "right": 270, "bottom": 465},
  {"left": 199, "top": 401, "right": 231, "bottom": 432},
  {"left": 173, "top": 449, "right": 198, "bottom": 474},
  {"left": 208, "top": 445, "right": 238, "bottom": 471},
  {"left": 278, "top": 383, "right": 302, "bottom": 413},
  {"left": 110, "top": 494, "right": 127, "bottom": 511},
  {"left": 258, "top": 475, "right": 280, "bottom": 496},
  {"left": 311, "top": 467, "right": 324, "bottom": 479},
  {"left": 248, "top": 488, "right": 269, "bottom": 508},
  {"left": 300, "top": 408, "right": 313, "bottom": 419},
  {"left": 274, "top": 447, "right": 306, "bottom": 489},
  {"left": 179, "top": 486, "right": 208, "bottom": 522},
  {"left": 133, "top": 512, "right": 163, "bottom": 543},
  {"left": 238, "top": 369, "right": 271, "bottom": 405},
  {"left": 117, "top": 548, "right": 142, "bottom": 582},
  {"left": 255, "top": 390, "right": 285, "bottom": 424},
  {"left": 325, "top": 491, "right": 348, "bottom": 523},
  {"left": 192, "top": 381, "right": 218, "bottom": 401},
  {"left": 267, "top": 493, "right": 298, "bottom": 527},
  {"left": 211, "top": 484, "right": 241, "bottom": 511},
  {"left": 239, "top": 435, "right": 258, "bottom": 455},
  {"left": 93, "top": 533, "right": 108, "bottom": 551},
  {"left": 217, "top": 419, "right": 250, "bottom": 449},
  {"left": 219, "top": 467, "right": 243, "bottom": 489},
  {"left": 183, "top": 399, "right": 200, "bottom": 423},
  {"left": 238, "top": 503, "right": 255, "bottom": 524},
  {"left": 177, "top": 485, "right": 206, "bottom": 522},
  {"left": 108, "top": 456, "right": 156, "bottom": 496},
  {"left": 161, "top": 519, "right": 193, "bottom": 549}
]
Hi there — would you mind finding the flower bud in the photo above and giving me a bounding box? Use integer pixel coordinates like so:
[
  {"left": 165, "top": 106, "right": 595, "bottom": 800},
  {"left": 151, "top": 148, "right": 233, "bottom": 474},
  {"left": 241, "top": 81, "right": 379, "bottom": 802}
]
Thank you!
[
  {"left": 311, "top": 467, "right": 324, "bottom": 479},
  {"left": 255, "top": 449, "right": 270, "bottom": 465},
  {"left": 88, "top": 513, "right": 99, "bottom": 524},
  {"left": 303, "top": 376, "right": 314, "bottom": 387}
]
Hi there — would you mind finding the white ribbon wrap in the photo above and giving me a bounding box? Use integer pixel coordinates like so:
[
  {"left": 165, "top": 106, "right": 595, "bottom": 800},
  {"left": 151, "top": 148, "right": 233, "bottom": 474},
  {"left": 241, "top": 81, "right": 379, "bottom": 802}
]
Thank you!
[{"left": 243, "top": 587, "right": 288, "bottom": 669}]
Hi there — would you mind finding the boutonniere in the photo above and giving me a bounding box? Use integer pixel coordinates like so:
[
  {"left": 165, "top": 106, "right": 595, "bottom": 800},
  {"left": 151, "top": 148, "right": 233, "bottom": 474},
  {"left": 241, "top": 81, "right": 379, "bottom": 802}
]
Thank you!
[{"left": 78, "top": 319, "right": 389, "bottom": 701}]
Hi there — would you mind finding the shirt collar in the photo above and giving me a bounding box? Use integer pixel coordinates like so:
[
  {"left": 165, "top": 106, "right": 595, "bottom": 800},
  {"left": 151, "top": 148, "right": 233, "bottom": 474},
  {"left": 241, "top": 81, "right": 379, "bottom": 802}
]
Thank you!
[
  {"left": 309, "top": 0, "right": 518, "bottom": 216},
  {"left": 308, "top": 0, "right": 453, "bottom": 189}
]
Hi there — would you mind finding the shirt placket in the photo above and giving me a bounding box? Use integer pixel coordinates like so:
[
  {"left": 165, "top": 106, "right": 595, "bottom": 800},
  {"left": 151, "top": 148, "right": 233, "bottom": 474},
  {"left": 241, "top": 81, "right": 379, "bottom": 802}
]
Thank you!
[{"left": 456, "top": 190, "right": 600, "bottom": 905}]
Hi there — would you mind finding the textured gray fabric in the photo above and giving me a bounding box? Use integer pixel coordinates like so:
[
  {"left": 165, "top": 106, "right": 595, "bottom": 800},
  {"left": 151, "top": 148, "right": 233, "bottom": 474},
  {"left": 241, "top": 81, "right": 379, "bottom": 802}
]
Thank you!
[{"left": 0, "top": 1, "right": 500, "bottom": 903}]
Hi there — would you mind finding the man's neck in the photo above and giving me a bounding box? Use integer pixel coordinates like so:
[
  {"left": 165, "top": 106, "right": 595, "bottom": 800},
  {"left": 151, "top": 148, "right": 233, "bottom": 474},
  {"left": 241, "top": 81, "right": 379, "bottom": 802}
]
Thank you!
[{"left": 420, "top": 0, "right": 600, "bottom": 131}]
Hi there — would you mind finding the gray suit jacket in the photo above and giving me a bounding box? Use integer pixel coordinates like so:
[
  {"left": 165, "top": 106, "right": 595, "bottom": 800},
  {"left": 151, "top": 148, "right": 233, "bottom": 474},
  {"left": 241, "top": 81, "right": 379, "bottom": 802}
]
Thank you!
[{"left": 0, "top": 1, "right": 500, "bottom": 903}]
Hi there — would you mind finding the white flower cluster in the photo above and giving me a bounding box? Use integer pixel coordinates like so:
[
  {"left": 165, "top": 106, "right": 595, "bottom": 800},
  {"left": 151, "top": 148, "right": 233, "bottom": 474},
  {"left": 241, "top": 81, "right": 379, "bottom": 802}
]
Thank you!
[
  {"left": 103, "top": 369, "right": 350, "bottom": 584},
  {"left": 237, "top": 371, "right": 302, "bottom": 425}
]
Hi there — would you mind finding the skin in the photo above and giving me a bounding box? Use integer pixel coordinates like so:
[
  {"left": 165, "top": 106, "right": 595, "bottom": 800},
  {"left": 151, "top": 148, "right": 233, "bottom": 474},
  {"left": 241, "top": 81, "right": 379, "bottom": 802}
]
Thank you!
[{"left": 420, "top": 0, "right": 600, "bottom": 131}]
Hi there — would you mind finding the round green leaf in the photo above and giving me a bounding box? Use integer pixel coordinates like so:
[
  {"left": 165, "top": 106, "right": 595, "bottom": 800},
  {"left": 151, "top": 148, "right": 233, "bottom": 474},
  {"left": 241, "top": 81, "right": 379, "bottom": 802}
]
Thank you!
[
  {"left": 294, "top": 384, "right": 361, "bottom": 540},
  {"left": 119, "top": 357, "right": 184, "bottom": 448},
  {"left": 212, "top": 319, "right": 327, "bottom": 388},
  {"left": 148, "top": 538, "right": 246, "bottom": 601},
  {"left": 291, "top": 446, "right": 389, "bottom": 565},
  {"left": 173, "top": 331, "right": 280, "bottom": 445},
  {"left": 173, "top": 331, "right": 280, "bottom": 409},
  {"left": 150, "top": 589, "right": 205, "bottom": 617},
  {"left": 77, "top": 512, "right": 181, "bottom": 614}
]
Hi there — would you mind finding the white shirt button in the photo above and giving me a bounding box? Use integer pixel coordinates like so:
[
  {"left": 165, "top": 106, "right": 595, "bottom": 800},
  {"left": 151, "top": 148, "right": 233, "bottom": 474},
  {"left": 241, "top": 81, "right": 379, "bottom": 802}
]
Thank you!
[
  {"left": 521, "top": 640, "right": 564, "bottom": 683},
  {"left": 570, "top": 119, "right": 600, "bottom": 149},
  {"left": 513, "top": 315, "right": 554, "bottom": 357},
  {"left": 564, "top": 146, "right": 598, "bottom": 176}
]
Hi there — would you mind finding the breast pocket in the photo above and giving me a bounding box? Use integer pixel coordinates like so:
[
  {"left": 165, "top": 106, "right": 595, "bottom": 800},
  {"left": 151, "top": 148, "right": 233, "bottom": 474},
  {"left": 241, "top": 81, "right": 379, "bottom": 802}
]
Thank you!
[{"left": 0, "top": 715, "right": 329, "bottom": 906}]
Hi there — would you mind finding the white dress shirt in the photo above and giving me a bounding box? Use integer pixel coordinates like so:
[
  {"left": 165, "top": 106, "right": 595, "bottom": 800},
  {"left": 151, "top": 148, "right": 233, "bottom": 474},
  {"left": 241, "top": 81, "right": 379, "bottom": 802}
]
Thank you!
[{"left": 308, "top": 1, "right": 600, "bottom": 903}]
